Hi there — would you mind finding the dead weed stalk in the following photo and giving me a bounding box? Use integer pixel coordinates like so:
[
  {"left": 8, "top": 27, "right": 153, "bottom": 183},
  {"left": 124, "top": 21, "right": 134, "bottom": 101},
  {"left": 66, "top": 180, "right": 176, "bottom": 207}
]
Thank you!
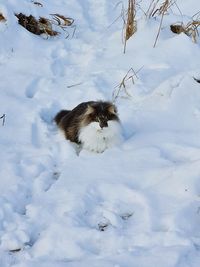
[
  {"left": 170, "top": 16, "right": 200, "bottom": 43},
  {"left": 146, "top": 0, "right": 160, "bottom": 18},
  {"left": 152, "top": 0, "right": 173, "bottom": 47},
  {"left": 50, "top": 14, "right": 76, "bottom": 38},
  {"left": 112, "top": 67, "right": 142, "bottom": 102},
  {"left": 109, "top": 0, "right": 136, "bottom": 53},
  {"left": 148, "top": 0, "right": 176, "bottom": 18},
  {"left": 145, "top": 0, "right": 179, "bottom": 47},
  {"left": 124, "top": 0, "right": 137, "bottom": 53}
]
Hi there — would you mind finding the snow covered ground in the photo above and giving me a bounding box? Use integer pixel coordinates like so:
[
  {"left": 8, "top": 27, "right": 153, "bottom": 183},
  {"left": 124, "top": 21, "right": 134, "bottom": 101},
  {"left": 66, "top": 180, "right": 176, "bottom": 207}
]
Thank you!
[{"left": 0, "top": 0, "right": 200, "bottom": 266}]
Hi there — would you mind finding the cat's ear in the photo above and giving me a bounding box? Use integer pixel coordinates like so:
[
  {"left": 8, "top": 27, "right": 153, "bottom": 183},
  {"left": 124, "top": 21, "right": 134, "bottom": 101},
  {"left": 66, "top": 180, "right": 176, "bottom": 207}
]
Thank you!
[
  {"left": 85, "top": 104, "right": 95, "bottom": 115},
  {"left": 108, "top": 104, "right": 117, "bottom": 115}
]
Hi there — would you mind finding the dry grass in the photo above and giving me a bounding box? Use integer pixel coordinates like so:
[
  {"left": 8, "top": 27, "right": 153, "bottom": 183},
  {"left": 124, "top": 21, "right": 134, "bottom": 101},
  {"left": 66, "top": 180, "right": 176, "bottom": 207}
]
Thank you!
[
  {"left": 15, "top": 13, "right": 59, "bottom": 36},
  {"left": 39, "top": 17, "right": 59, "bottom": 36},
  {"left": 144, "top": 0, "right": 179, "bottom": 47},
  {"left": 148, "top": 0, "right": 176, "bottom": 18},
  {"left": 0, "top": 13, "right": 6, "bottom": 22},
  {"left": 108, "top": 0, "right": 136, "bottom": 53},
  {"left": 123, "top": 0, "right": 137, "bottom": 53},
  {"left": 50, "top": 14, "right": 76, "bottom": 38},
  {"left": 15, "top": 13, "right": 75, "bottom": 38},
  {"left": 146, "top": 0, "right": 160, "bottom": 18},
  {"left": 170, "top": 20, "right": 200, "bottom": 43},
  {"left": 50, "top": 14, "right": 74, "bottom": 27},
  {"left": 152, "top": 0, "right": 173, "bottom": 47},
  {"left": 170, "top": 9, "right": 200, "bottom": 43},
  {"left": 112, "top": 67, "right": 142, "bottom": 101}
]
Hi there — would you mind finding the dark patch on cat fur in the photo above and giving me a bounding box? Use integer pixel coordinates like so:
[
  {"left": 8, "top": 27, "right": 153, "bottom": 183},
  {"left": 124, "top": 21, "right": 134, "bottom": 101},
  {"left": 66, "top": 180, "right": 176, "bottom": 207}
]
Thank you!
[{"left": 54, "top": 101, "right": 119, "bottom": 144}]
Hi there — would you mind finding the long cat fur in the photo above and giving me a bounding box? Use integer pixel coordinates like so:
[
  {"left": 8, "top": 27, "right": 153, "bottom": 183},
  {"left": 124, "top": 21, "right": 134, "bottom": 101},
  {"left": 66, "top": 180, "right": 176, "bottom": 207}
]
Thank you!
[{"left": 54, "top": 101, "right": 122, "bottom": 152}]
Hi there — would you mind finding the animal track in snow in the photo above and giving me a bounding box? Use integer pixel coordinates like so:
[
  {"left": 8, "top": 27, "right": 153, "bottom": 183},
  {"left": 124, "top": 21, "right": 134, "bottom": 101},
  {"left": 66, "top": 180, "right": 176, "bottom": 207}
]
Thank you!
[{"left": 25, "top": 78, "right": 40, "bottom": 98}]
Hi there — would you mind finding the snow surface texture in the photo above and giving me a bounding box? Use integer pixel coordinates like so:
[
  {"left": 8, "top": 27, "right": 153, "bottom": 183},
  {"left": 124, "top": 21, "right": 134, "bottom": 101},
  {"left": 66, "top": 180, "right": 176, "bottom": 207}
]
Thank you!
[{"left": 0, "top": 0, "right": 200, "bottom": 266}]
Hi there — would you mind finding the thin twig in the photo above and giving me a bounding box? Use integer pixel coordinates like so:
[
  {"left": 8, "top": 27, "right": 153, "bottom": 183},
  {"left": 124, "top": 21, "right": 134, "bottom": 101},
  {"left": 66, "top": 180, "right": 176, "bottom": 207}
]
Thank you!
[
  {"left": 112, "top": 66, "right": 143, "bottom": 101},
  {"left": 153, "top": 9, "right": 165, "bottom": 47},
  {"left": 67, "top": 82, "right": 83, "bottom": 88},
  {"left": 0, "top": 114, "right": 6, "bottom": 126},
  {"left": 147, "top": 0, "right": 160, "bottom": 18},
  {"left": 153, "top": 0, "right": 170, "bottom": 47}
]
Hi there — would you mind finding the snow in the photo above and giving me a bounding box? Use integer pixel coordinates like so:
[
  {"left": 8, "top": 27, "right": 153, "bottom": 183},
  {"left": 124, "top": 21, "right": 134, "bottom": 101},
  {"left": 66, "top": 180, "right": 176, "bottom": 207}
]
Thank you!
[{"left": 0, "top": 0, "right": 200, "bottom": 266}]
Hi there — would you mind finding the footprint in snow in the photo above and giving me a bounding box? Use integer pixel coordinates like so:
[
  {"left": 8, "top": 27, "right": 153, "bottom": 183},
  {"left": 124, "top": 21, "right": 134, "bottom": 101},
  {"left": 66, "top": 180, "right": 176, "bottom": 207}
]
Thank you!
[
  {"left": 25, "top": 77, "right": 40, "bottom": 98},
  {"left": 25, "top": 77, "right": 53, "bottom": 99}
]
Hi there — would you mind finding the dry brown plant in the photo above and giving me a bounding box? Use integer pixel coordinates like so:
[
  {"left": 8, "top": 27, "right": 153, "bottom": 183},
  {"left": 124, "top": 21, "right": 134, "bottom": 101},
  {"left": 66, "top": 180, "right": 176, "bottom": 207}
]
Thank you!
[
  {"left": 150, "top": 0, "right": 175, "bottom": 18},
  {"left": 171, "top": 19, "right": 200, "bottom": 43},
  {"left": 146, "top": 0, "right": 160, "bottom": 18},
  {"left": 15, "top": 13, "right": 59, "bottom": 36},
  {"left": 38, "top": 17, "right": 59, "bottom": 36},
  {"left": 152, "top": 0, "right": 173, "bottom": 47},
  {"left": 108, "top": 1, "right": 137, "bottom": 53},
  {"left": 112, "top": 67, "right": 143, "bottom": 101},
  {"left": 123, "top": 0, "right": 137, "bottom": 53},
  {"left": 50, "top": 14, "right": 76, "bottom": 38},
  {"left": 15, "top": 13, "right": 75, "bottom": 38},
  {"left": 145, "top": 0, "right": 178, "bottom": 47},
  {"left": 50, "top": 14, "right": 74, "bottom": 27}
]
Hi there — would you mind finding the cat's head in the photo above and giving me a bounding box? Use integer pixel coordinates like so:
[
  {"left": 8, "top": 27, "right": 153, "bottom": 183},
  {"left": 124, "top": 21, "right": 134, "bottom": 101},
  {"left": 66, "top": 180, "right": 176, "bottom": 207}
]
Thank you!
[{"left": 83, "top": 101, "right": 119, "bottom": 129}]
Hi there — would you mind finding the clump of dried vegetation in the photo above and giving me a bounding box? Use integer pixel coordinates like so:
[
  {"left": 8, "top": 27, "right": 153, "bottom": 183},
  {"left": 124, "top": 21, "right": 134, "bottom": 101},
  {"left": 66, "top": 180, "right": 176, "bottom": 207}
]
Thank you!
[
  {"left": 146, "top": 0, "right": 200, "bottom": 45},
  {"left": 146, "top": 0, "right": 175, "bottom": 18},
  {"left": 0, "top": 12, "right": 6, "bottom": 22},
  {"left": 15, "top": 13, "right": 58, "bottom": 36},
  {"left": 123, "top": 0, "right": 137, "bottom": 53},
  {"left": 15, "top": 12, "right": 75, "bottom": 38},
  {"left": 112, "top": 67, "right": 142, "bottom": 101},
  {"left": 170, "top": 12, "right": 200, "bottom": 43},
  {"left": 114, "top": 0, "right": 181, "bottom": 51},
  {"left": 146, "top": 0, "right": 177, "bottom": 47},
  {"left": 112, "top": 0, "right": 137, "bottom": 53}
]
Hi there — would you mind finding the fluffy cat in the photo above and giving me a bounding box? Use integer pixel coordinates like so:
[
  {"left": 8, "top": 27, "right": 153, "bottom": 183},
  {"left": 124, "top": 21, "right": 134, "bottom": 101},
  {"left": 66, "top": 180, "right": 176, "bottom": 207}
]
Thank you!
[{"left": 54, "top": 101, "right": 122, "bottom": 153}]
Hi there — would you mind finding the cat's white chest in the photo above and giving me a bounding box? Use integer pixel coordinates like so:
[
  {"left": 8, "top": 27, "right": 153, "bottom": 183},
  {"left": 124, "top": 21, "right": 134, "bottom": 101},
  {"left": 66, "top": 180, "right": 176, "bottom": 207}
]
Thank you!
[{"left": 78, "top": 121, "right": 122, "bottom": 153}]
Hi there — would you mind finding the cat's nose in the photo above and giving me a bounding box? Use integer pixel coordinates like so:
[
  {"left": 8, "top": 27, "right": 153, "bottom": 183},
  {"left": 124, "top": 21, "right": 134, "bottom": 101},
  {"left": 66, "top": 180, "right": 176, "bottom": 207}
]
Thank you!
[{"left": 100, "top": 121, "right": 108, "bottom": 128}]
